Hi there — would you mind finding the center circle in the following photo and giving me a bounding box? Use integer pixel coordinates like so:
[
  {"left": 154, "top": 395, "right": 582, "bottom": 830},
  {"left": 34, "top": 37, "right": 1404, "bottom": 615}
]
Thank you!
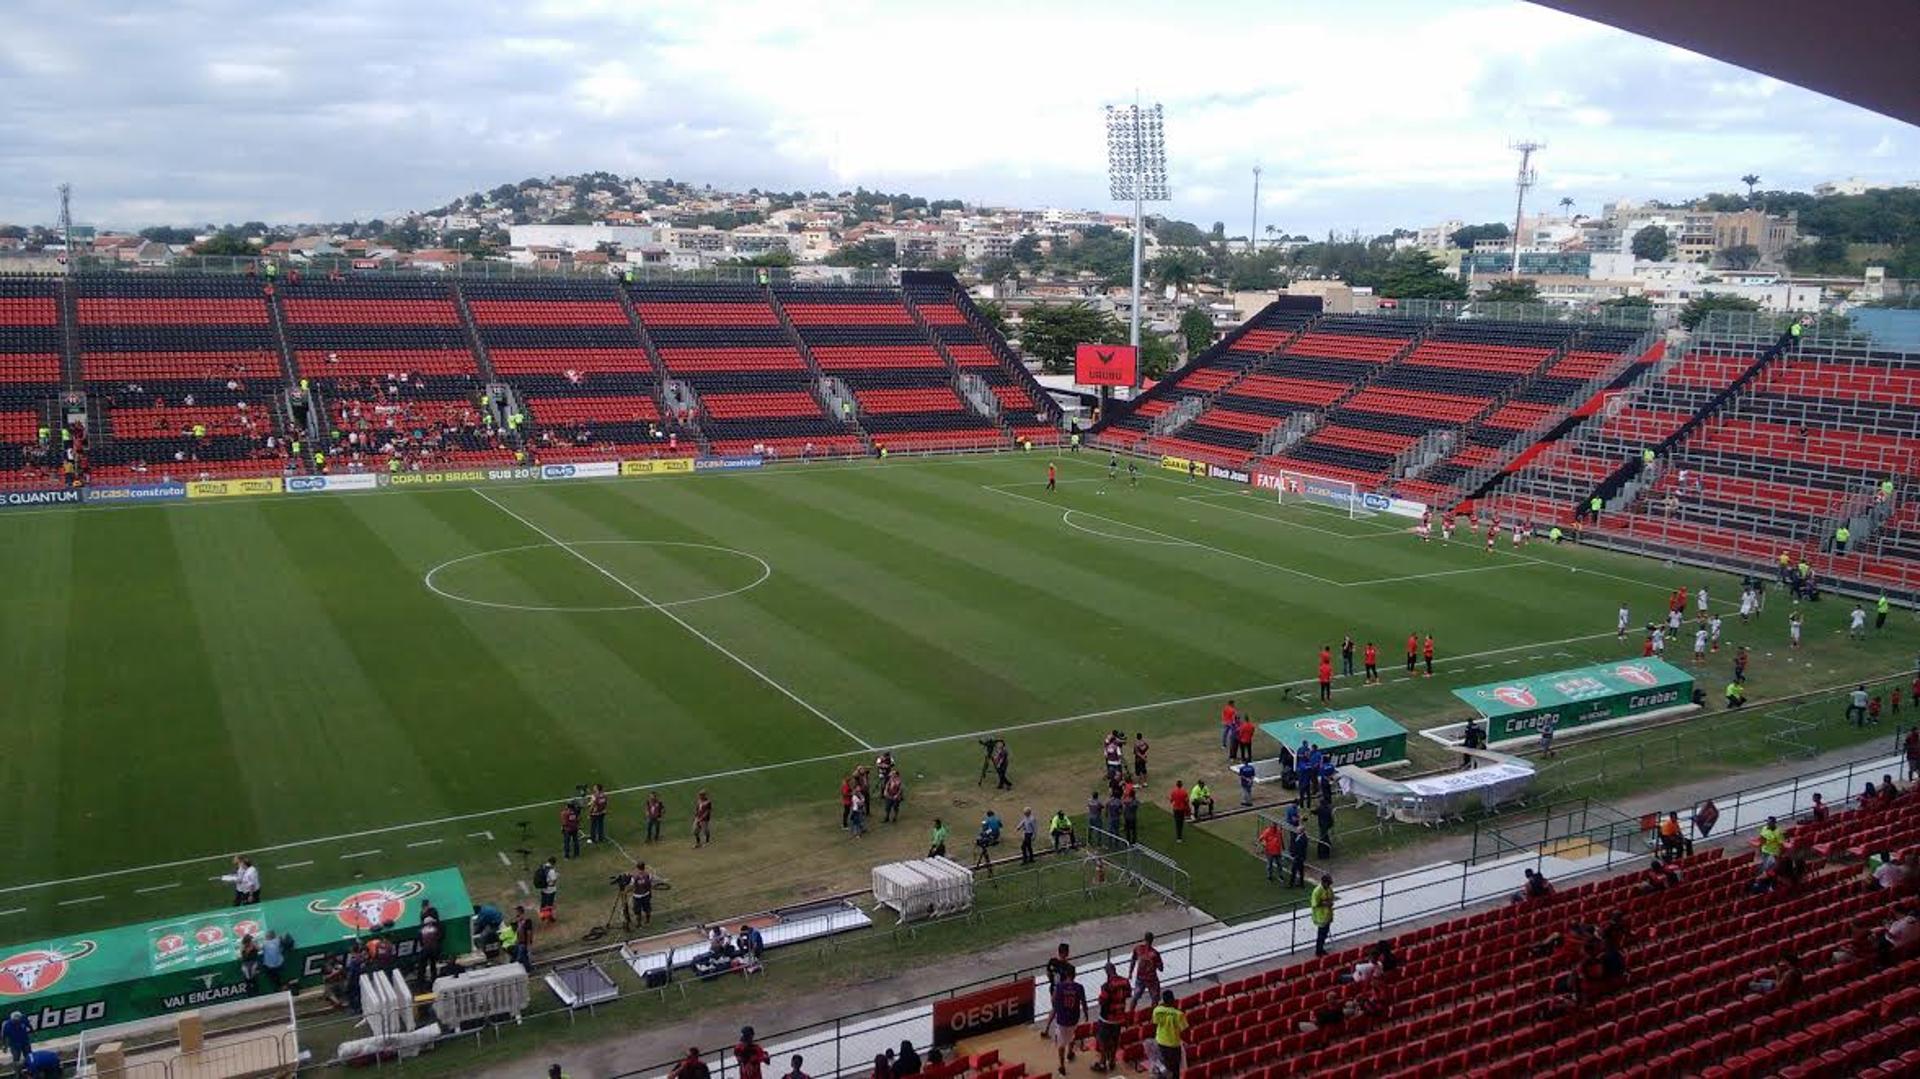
[{"left": 424, "top": 540, "right": 772, "bottom": 613}]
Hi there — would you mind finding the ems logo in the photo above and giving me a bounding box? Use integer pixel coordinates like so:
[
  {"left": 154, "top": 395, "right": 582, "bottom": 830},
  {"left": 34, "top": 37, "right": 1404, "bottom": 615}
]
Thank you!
[
  {"left": 309, "top": 880, "right": 425, "bottom": 931},
  {"left": 0, "top": 941, "right": 96, "bottom": 996},
  {"left": 1493, "top": 685, "right": 1537, "bottom": 709},
  {"left": 1613, "top": 664, "right": 1659, "bottom": 687},
  {"left": 1310, "top": 717, "right": 1359, "bottom": 743}
]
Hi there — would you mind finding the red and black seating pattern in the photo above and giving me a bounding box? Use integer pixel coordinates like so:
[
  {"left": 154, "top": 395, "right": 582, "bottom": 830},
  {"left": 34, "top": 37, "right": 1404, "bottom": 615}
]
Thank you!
[
  {"left": 902, "top": 282, "right": 1060, "bottom": 442},
  {"left": 0, "top": 278, "right": 65, "bottom": 489},
  {"left": 1108, "top": 307, "right": 1315, "bottom": 452},
  {"left": 281, "top": 279, "right": 481, "bottom": 391},
  {"left": 465, "top": 280, "right": 669, "bottom": 460},
  {"left": 1096, "top": 796, "right": 1920, "bottom": 1079},
  {"left": 74, "top": 275, "right": 288, "bottom": 485}
]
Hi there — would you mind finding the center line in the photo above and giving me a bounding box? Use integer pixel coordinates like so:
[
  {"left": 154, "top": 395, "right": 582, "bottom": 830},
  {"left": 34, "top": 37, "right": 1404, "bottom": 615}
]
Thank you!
[{"left": 475, "top": 489, "right": 873, "bottom": 751}]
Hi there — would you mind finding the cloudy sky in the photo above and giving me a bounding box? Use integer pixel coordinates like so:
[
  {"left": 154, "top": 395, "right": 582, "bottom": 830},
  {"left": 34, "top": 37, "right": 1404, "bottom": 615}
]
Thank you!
[{"left": 2, "top": 0, "right": 1915, "bottom": 234}]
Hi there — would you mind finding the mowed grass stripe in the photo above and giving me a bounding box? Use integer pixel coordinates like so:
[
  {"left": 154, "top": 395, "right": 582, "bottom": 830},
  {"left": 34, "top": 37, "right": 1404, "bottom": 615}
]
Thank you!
[
  {"left": 0, "top": 514, "right": 76, "bottom": 895},
  {"left": 53, "top": 509, "right": 256, "bottom": 883},
  {"left": 166, "top": 504, "right": 456, "bottom": 851},
  {"left": 439, "top": 485, "right": 868, "bottom": 763}
]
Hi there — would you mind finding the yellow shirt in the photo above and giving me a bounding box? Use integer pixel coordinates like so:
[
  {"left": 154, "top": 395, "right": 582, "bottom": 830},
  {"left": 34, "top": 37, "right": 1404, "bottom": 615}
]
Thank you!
[
  {"left": 1152, "top": 1005, "right": 1187, "bottom": 1047},
  {"left": 1759, "top": 825, "right": 1784, "bottom": 856}
]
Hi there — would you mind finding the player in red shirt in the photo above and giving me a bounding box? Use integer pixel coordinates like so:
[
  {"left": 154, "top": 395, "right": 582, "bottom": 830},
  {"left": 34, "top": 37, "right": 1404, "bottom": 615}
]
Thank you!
[
  {"left": 1318, "top": 655, "right": 1334, "bottom": 703},
  {"left": 1405, "top": 633, "right": 1419, "bottom": 674},
  {"left": 1419, "top": 509, "right": 1432, "bottom": 542},
  {"left": 1485, "top": 521, "right": 1498, "bottom": 552},
  {"left": 1168, "top": 781, "right": 1191, "bottom": 842},
  {"left": 1220, "top": 699, "right": 1238, "bottom": 759},
  {"left": 1363, "top": 641, "right": 1379, "bottom": 684},
  {"left": 1046, "top": 462, "right": 1057, "bottom": 492},
  {"left": 1423, "top": 634, "right": 1436, "bottom": 676},
  {"left": 1442, "top": 512, "right": 1455, "bottom": 541}
]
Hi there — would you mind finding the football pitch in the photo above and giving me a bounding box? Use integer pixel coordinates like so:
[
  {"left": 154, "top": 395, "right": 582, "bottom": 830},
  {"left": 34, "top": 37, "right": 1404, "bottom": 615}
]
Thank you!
[{"left": 1, "top": 451, "right": 1912, "bottom": 939}]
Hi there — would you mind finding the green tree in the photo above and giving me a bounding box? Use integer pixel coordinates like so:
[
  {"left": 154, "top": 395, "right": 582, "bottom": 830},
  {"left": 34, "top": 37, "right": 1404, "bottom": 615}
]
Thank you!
[
  {"left": 1719, "top": 244, "right": 1761, "bottom": 271},
  {"left": 1016, "top": 302, "right": 1124, "bottom": 374},
  {"left": 1479, "top": 278, "right": 1541, "bottom": 304},
  {"left": 727, "top": 250, "right": 794, "bottom": 267},
  {"left": 1448, "top": 222, "right": 1510, "bottom": 249},
  {"left": 1678, "top": 294, "right": 1761, "bottom": 330},
  {"left": 973, "top": 300, "right": 1011, "bottom": 339},
  {"left": 1600, "top": 295, "right": 1653, "bottom": 308},
  {"left": 138, "top": 225, "right": 198, "bottom": 245},
  {"left": 824, "top": 239, "right": 896, "bottom": 267},
  {"left": 977, "top": 257, "right": 1017, "bottom": 283},
  {"left": 1178, "top": 309, "right": 1215, "bottom": 356},
  {"left": 1631, "top": 225, "right": 1671, "bottom": 261},
  {"left": 1785, "top": 235, "right": 1853, "bottom": 274},
  {"left": 1009, "top": 235, "right": 1043, "bottom": 267},
  {"left": 1558, "top": 197, "right": 1575, "bottom": 216},
  {"left": 192, "top": 230, "right": 256, "bottom": 256},
  {"left": 1149, "top": 251, "right": 1206, "bottom": 291},
  {"left": 1740, "top": 173, "right": 1761, "bottom": 200},
  {"left": 1151, "top": 218, "right": 1210, "bottom": 247},
  {"left": 1139, "top": 328, "right": 1176, "bottom": 379},
  {"left": 1366, "top": 250, "right": 1467, "bottom": 300}
]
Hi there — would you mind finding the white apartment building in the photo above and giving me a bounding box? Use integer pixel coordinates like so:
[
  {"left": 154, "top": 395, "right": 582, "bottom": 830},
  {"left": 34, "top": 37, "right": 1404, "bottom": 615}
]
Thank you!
[{"left": 508, "top": 223, "right": 663, "bottom": 251}]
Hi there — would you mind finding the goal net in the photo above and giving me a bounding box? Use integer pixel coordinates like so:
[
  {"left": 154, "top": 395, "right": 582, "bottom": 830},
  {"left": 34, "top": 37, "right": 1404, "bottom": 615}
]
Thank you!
[{"left": 1272, "top": 470, "right": 1373, "bottom": 518}]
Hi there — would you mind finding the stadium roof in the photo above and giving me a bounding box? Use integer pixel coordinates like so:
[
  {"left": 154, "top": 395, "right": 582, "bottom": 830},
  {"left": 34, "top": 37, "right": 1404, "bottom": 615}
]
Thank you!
[{"left": 1532, "top": 0, "right": 1920, "bottom": 126}]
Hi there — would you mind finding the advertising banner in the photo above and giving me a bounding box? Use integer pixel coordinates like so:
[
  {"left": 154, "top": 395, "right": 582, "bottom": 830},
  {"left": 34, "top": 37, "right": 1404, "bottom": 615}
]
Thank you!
[
  {"left": 0, "top": 868, "right": 471, "bottom": 1039},
  {"left": 620, "top": 458, "right": 695, "bottom": 477},
  {"left": 1453, "top": 658, "right": 1695, "bottom": 742},
  {"left": 1158, "top": 455, "right": 1193, "bottom": 474},
  {"left": 388, "top": 469, "right": 490, "bottom": 487},
  {"left": 540, "top": 462, "right": 619, "bottom": 481},
  {"left": 1206, "top": 464, "right": 1251, "bottom": 484},
  {"left": 1073, "top": 343, "right": 1138, "bottom": 387},
  {"left": 82, "top": 484, "right": 187, "bottom": 504},
  {"left": 693, "top": 456, "right": 765, "bottom": 472},
  {"left": 185, "top": 477, "right": 284, "bottom": 499},
  {"left": 930, "top": 980, "right": 1035, "bottom": 1048},
  {"left": 284, "top": 474, "right": 379, "bottom": 494},
  {"left": 1259, "top": 707, "right": 1409, "bottom": 769},
  {"left": 2, "top": 489, "right": 83, "bottom": 508}
]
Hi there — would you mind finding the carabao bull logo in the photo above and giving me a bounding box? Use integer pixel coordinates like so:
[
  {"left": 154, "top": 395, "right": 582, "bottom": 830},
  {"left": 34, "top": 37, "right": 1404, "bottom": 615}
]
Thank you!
[
  {"left": 0, "top": 940, "right": 96, "bottom": 996},
  {"left": 1492, "top": 685, "right": 1537, "bottom": 709},
  {"left": 233, "top": 919, "right": 263, "bottom": 940},
  {"left": 194, "top": 924, "right": 227, "bottom": 950},
  {"left": 1310, "top": 717, "right": 1359, "bottom": 743},
  {"left": 153, "top": 934, "right": 188, "bottom": 962},
  {"left": 1613, "top": 664, "right": 1659, "bottom": 687},
  {"left": 308, "top": 880, "right": 425, "bottom": 932}
]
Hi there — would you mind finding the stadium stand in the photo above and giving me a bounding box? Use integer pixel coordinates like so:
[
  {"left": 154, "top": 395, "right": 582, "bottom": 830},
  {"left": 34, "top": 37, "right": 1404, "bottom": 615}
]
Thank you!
[
  {"left": 1089, "top": 793, "right": 1920, "bottom": 1079},
  {"left": 0, "top": 278, "right": 67, "bottom": 489},
  {"left": 632, "top": 282, "right": 863, "bottom": 458},
  {"left": 74, "top": 274, "right": 291, "bottom": 484},
  {"left": 1481, "top": 325, "right": 1920, "bottom": 599},
  {"left": 776, "top": 286, "right": 1003, "bottom": 452},
  {"left": 901, "top": 273, "right": 1061, "bottom": 446},
  {"left": 280, "top": 277, "right": 509, "bottom": 470},
  {"left": 465, "top": 278, "right": 674, "bottom": 461}
]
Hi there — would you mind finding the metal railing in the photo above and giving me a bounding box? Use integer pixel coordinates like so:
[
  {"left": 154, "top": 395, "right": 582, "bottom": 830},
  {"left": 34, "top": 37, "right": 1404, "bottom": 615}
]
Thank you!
[{"left": 1377, "top": 297, "right": 1665, "bottom": 330}]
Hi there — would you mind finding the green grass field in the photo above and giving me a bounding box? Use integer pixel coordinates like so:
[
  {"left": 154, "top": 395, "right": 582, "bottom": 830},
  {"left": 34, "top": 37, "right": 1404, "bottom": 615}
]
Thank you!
[{"left": 2, "top": 450, "right": 1914, "bottom": 943}]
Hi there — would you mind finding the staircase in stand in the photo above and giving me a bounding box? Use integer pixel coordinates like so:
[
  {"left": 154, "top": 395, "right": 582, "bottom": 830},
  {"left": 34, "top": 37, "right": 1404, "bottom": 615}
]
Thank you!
[
  {"left": 448, "top": 281, "right": 497, "bottom": 383},
  {"left": 612, "top": 281, "right": 710, "bottom": 455},
  {"left": 767, "top": 288, "right": 875, "bottom": 453}
]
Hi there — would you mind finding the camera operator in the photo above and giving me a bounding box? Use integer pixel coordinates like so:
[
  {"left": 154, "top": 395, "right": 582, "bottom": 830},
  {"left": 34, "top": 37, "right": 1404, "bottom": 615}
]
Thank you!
[{"left": 628, "top": 862, "right": 655, "bottom": 929}]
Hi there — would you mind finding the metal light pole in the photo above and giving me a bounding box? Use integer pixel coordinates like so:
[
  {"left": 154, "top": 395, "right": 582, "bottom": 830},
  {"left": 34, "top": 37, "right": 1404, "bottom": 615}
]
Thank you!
[
  {"left": 1250, "top": 165, "right": 1262, "bottom": 257},
  {"left": 1105, "top": 101, "right": 1170, "bottom": 354},
  {"left": 1508, "top": 140, "right": 1544, "bottom": 279}
]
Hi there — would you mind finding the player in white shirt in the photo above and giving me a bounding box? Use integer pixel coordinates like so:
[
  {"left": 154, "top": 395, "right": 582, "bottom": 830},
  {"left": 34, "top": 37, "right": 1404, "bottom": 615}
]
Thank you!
[
  {"left": 1666, "top": 608, "right": 1683, "bottom": 633},
  {"left": 1693, "top": 628, "right": 1708, "bottom": 664},
  {"left": 1418, "top": 510, "right": 1432, "bottom": 542},
  {"left": 1617, "top": 603, "right": 1631, "bottom": 640},
  {"left": 1696, "top": 587, "right": 1710, "bottom": 614},
  {"left": 1707, "top": 614, "right": 1723, "bottom": 652},
  {"left": 1789, "top": 610, "right": 1803, "bottom": 648},
  {"left": 1651, "top": 627, "right": 1666, "bottom": 655},
  {"left": 1849, "top": 605, "right": 1867, "bottom": 640},
  {"left": 1511, "top": 523, "right": 1524, "bottom": 548},
  {"left": 1739, "top": 588, "right": 1756, "bottom": 622}
]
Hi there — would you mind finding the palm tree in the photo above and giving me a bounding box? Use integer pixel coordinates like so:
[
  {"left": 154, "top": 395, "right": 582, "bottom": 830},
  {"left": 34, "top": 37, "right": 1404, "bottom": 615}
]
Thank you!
[
  {"left": 1741, "top": 173, "right": 1761, "bottom": 200},
  {"left": 1558, "top": 197, "right": 1575, "bottom": 218}
]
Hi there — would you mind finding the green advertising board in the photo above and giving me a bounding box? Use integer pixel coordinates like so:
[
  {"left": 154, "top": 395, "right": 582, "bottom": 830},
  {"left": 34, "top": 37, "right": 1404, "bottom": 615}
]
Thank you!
[
  {"left": 1453, "top": 658, "right": 1696, "bottom": 742},
  {"left": 1258, "top": 706, "right": 1409, "bottom": 769},
  {"left": 0, "top": 867, "right": 471, "bottom": 1039}
]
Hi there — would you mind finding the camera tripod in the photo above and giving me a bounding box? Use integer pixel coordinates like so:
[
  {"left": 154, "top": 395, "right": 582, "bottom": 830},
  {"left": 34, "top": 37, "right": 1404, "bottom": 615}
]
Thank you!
[{"left": 580, "top": 887, "right": 632, "bottom": 944}]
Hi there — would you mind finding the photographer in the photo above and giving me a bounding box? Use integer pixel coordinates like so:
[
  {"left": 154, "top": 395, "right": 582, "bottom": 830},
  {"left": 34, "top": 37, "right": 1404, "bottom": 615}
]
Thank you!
[
  {"left": 973, "top": 810, "right": 1003, "bottom": 875},
  {"left": 629, "top": 862, "right": 655, "bottom": 929},
  {"left": 534, "top": 857, "right": 559, "bottom": 923}
]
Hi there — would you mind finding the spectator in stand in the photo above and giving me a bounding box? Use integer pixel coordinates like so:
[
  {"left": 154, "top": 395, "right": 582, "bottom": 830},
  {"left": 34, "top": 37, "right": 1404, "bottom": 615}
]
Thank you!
[
  {"left": 734, "top": 1029, "right": 770, "bottom": 1079},
  {"left": 1512, "top": 868, "right": 1556, "bottom": 905},
  {"left": 1907, "top": 727, "right": 1920, "bottom": 782},
  {"left": 1637, "top": 858, "right": 1681, "bottom": 895},
  {"left": 1757, "top": 817, "right": 1786, "bottom": 869},
  {"left": 1093, "top": 963, "right": 1129, "bottom": 1074},
  {"left": 1050, "top": 963, "right": 1088, "bottom": 1073},
  {"left": 1878, "top": 903, "right": 1920, "bottom": 964},
  {"left": 1746, "top": 955, "right": 1805, "bottom": 998},
  {"left": 1129, "top": 933, "right": 1164, "bottom": 1010},
  {"left": 1658, "top": 812, "right": 1693, "bottom": 860},
  {"left": 1805, "top": 792, "right": 1830, "bottom": 823},
  {"left": 893, "top": 1041, "right": 920, "bottom": 1078},
  {"left": 1873, "top": 851, "right": 1918, "bottom": 896},
  {"left": 1150, "top": 991, "right": 1188, "bottom": 1079},
  {"left": 670, "top": 1048, "right": 712, "bottom": 1079}
]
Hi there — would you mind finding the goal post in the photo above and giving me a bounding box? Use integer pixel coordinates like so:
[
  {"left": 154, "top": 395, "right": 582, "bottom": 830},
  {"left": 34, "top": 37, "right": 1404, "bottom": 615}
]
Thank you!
[{"left": 1273, "top": 469, "right": 1372, "bottom": 518}]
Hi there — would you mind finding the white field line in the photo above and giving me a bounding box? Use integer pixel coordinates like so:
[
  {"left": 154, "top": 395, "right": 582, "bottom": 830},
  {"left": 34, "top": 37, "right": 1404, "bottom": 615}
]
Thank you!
[
  {"left": 982, "top": 483, "right": 1346, "bottom": 586},
  {"left": 11, "top": 655, "right": 1911, "bottom": 902},
  {"left": 133, "top": 882, "right": 179, "bottom": 894},
  {"left": 474, "top": 488, "right": 874, "bottom": 752},
  {"left": 1178, "top": 491, "right": 1407, "bottom": 539}
]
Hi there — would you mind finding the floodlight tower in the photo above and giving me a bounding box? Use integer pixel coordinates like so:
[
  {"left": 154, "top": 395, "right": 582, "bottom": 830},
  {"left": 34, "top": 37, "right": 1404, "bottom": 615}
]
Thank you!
[
  {"left": 1105, "top": 101, "right": 1170, "bottom": 356},
  {"left": 1250, "top": 165, "right": 1262, "bottom": 256},
  {"left": 57, "top": 183, "right": 73, "bottom": 276},
  {"left": 1507, "top": 140, "right": 1544, "bottom": 278}
]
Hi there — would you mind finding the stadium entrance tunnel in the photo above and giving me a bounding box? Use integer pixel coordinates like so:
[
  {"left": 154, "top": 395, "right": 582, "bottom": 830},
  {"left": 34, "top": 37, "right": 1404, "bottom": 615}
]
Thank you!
[{"left": 424, "top": 540, "right": 771, "bottom": 613}]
